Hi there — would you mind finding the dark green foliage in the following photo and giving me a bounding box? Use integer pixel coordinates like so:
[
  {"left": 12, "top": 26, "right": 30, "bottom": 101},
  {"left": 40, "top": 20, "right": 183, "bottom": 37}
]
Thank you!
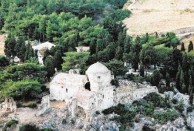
[
  {"left": 4, "top": 37, "right": 17, "bottom": 59},
  {"left": 143, "top": 93, "right": 170, "bottom": 108},
  {"left": 0, "top": 80, "right": 42, "bottom": 100},
  {"left": 165, "top": 72, "right": 171, "bottom": 89},
  {"left": 3, "top": 120, "right": 18, "bottom": 131},
  {"left": 62, "top": 52, "right": 89, "bottom": 72},
  {"left": 151, "top": 70, "right": 162, "bottom": 86},
  {"left": 0, "top": 63, "right": 47, "bottom": 83},
  {"left": 105, "top": 59, "right": 127, "bottom": 76},
  {"left": 181, "top": 42, "right": 185, "bottom": 51},
  {"left": 102, "top": 104, "right": 136, "bottom": 126},
  {"left": 44, "top": 56, "right": 55, "bottom": 80},
  {"left": 188, "top": 41, "right": 193, "bottom": 52},
  {"left": 139, "top": 64, "right": 145, "bottom": 77},
  {"left": 19, "top": 124, "right": 40, "bottom": 131},
  {"left": 53, "top": 50, "right": 63, "bottom": 70},
  {"left": 19, "top": 124, "right": 53, "bottom": 131},
  {"left": 153, "top": 109, "right": 178, "bottom": 124},
  {"left": 189, "top": 73, "right": 193, "bottom": 105},
  {"left": 111, "top": 79, "right": 119, "bottom": 87},
  {"left": 0, "top": 55, "right": 9, "bottom": 67}
]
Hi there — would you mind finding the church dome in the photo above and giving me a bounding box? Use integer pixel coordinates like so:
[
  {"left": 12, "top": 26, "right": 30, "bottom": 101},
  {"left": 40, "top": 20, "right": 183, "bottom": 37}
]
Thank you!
[{"left": 86, "top": 62, "right": 110, "bottom": 74}]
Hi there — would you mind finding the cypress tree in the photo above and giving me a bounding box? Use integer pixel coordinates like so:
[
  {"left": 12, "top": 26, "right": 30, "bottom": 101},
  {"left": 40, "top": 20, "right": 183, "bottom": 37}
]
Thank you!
[
  {"left": 44, "top": 56, "right": 55, "bottom": 80},
  {"left": 189, "top": 72, "right": 193, "bottom": 105},
  {"left": 176, "top": 64, "right": 182, "bottom": 91},
  {"left": 139, "top": 64, "right": 144, "bottom": 77},
  {"left": 188, "top": 41, "right": 193, "bottom": 52},
  {"left": 90, "top": 39, "right": 96, "bottom": 55},
  {"left": 124, "top": 36, "right": 131, "bottom": 53},
  {"left": 180, "top": 42, "right": 185, "bottom": 51},
  {"left": 166, "top": 72, "right": 170, "bottom": 89},
  {"left": 4, "top": 37, "right": 17, "bottom": 59},
  {"left": 53, "top": 50, "right": 63, "bottom": 70},
  {"left": 180, "top": 68, "right": 185, "bottom": 93},
  {"left": 115, "top": 46, "right": 123, "bottom": 60}
]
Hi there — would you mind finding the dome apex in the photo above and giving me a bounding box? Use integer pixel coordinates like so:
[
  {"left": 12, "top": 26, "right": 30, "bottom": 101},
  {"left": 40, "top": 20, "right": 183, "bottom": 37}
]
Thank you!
[{"left": 86, "top": 62, "right": 110, "bottom": 74}]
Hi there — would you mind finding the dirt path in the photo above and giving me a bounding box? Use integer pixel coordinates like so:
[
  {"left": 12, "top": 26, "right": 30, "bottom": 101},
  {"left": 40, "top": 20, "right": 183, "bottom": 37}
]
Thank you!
[{"left": 123, "top": 0, "right": 194, "bottom": 36}]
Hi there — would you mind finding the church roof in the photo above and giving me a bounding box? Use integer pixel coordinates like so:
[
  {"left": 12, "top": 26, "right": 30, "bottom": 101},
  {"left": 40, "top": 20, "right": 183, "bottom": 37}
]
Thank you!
[
  {"left": 50, "top": 73, "right": 87, "bottom": 86},
  {"left": 86, "top": 62, "right": 110, "bottom": 74}
]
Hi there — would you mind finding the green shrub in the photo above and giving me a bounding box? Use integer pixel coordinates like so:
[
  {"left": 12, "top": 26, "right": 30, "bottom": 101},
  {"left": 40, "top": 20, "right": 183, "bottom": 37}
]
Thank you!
[
  {"left": 143, "top": 93, "right": 168, "bottom": 108},
  {"left": 0, "top": 80, "right": 42, "bottom": 100},
  {"left": 22, "top": 101, "right": 38, "bottom": 108},
  {"left": 3, "top": 120, "right": 18, "bottom": 131},
  {"left": 19, "top": 124, "right": 39, "bottom": 131},
  {"left": 111, "top": 79, "right": 119, "bottom": 87},
  {"left": 103, "top": 104, "right": 136, "bottom": 126},
  {"left": 175, "top": 101, "right": 184, "bottom": 113},
  {"left": 153, "top": 109, "right": 178, "bottom": 124}
]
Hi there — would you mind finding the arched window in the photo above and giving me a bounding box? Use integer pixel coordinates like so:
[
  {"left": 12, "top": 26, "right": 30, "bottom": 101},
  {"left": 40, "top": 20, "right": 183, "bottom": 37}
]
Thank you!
[{"left": 85, "top": 82, "right": 91, "bottom": 91}]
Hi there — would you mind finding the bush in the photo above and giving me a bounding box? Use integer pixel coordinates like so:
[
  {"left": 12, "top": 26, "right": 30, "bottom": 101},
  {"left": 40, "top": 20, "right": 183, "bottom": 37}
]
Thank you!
[
  {"left": 102, "top": 104, "right": 136, "bottom": 125},
  {"left": 19, "top": 124, "right": 40, "bottom": 131},
  {"left": 175, "top": 101, "right": 184, "bottom": 113},
  {"left": 3, "top": 120, "right": 18, "bottom": 131},
  {"left": 111, "top": 79, "right": 119, "bottom": 87},
  {"left": 0, "top": 80, "right": 42, "bottom": 100},
  {"left": 143, "top": 93, "right": 168, "bottom": 108},
  {"left": 22, "top": 101, "right": 38, "bottom": 108},
  {"left": 153, "top": 109, "right": 178, "bottom": 124}
]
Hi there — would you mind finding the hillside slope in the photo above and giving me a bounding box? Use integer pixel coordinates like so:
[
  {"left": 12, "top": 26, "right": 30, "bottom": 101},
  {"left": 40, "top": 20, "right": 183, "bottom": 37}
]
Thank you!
[{"left": 123, "top": 0, "right": 194, "bottom": 35}]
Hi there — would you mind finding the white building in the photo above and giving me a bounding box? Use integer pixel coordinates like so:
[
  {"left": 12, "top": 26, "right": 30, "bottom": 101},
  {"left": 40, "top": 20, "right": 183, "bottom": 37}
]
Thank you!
[
  {"left": 76, "top": 46, "right": 90, "bottom": 52},
  {"left": 32, "top": 41, "right": 55, "bottom": 64},
  {"left": 49, "top": 62, "right": 115, "bottom": 114}
]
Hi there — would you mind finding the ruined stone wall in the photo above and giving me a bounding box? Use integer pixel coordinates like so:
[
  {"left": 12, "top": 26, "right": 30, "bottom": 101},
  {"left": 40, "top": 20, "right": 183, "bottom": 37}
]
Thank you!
[{"left": 50, "top": 73, "right": 88, "bottom": 101}]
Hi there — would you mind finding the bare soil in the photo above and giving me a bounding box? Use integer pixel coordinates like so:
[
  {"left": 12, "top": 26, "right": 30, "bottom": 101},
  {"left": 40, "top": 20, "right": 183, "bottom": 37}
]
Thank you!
[{"left": 123, "top": 0, "right": 194, "bottom": 36}]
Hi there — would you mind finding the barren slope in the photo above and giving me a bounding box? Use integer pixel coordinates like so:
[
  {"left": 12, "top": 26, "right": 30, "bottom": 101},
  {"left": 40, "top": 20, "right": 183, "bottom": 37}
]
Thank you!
[{"left": 123, "top": 0, "right": 194, "bottom": 36}]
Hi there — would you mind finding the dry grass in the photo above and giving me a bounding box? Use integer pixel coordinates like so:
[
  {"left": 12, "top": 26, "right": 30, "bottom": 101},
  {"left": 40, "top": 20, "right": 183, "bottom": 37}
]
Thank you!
[{"left": 123, "top": 0, "right": 194, "bottom": 35}]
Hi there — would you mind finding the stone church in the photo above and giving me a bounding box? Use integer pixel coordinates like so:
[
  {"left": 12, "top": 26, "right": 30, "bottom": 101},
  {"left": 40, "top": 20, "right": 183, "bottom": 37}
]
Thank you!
[{"left": 50, "top": 62, "right": 115, "bottom": 116}]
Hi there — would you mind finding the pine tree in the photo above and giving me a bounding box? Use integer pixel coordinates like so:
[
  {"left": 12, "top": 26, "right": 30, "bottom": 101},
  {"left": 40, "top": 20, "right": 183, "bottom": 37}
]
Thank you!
[
  {"left": 188, "top": 41, "right": 193, "bottom": 52},
  {"left": 181, "top": 42, "right": 185, "bottom": 51}
]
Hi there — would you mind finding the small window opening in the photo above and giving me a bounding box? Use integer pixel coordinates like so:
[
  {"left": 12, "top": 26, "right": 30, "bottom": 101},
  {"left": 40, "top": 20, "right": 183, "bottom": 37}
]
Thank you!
[{"left": 85, "top": 82, "right": 91, "bottom": 91}]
